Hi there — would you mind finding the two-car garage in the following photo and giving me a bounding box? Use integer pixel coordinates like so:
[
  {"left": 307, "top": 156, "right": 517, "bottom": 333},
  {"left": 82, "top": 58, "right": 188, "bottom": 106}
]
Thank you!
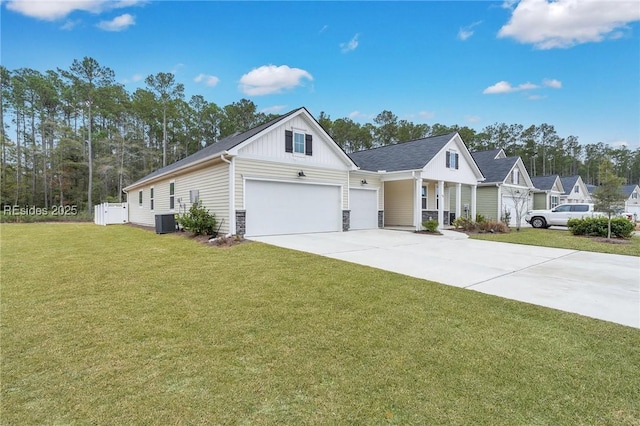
[{"left": 244, "top": 180, "right": 379, "bottom": 237}]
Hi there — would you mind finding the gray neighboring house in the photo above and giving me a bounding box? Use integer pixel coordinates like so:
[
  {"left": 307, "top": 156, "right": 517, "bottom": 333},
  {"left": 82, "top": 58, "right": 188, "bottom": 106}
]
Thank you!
[
  {"left": 349, "top": 133, "right": 485, "bottom": 228},
  {"left": 451, "top": 149, "right": 534, "bottom": 226},
  {"left": 621, "top": 184, "right": 640, "bottom": 219},
  {"left": 531, "top": 175, "right": 565, "bottom": 210}
]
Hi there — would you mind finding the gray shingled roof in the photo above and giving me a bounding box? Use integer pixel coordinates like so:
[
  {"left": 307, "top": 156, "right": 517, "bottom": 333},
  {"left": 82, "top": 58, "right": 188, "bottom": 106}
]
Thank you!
[
  {"left": 125, "top": 108, "right": 301, "bottom": 189},
  {"left": 622, "top": 184, "right": 639, "bottom": 197},
  {"left": 531, "top": 175, "right": 560, "bottom": 191},
  {"left": 471, "top": 150, "right": 518, "bottom": 183},
  {"left": 560, "top": 175, "right": 581, "bottom": 195},
  {"left": 348, "top": 132, "right": 457, "bottom": 172}
]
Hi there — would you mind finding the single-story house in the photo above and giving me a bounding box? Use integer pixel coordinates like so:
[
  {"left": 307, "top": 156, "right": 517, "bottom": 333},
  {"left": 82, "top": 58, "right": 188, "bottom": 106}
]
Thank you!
[
  {"left": 530, "top": 175, "right": 564, "bottom": 210},
  {"left": 124, "top": 107, "right": 484, "bottom": 236},
  {"left": 449, "top": 149, "right": 534, "bottom": 226},
  {"left": 559, "top": 175, "right": 592, "bottom": 204}
]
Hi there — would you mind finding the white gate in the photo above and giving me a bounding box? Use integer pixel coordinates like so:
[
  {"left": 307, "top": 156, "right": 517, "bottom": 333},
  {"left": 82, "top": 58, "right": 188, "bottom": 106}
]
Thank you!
[{"left": 94, "top": 202, "right": 128, "bottom": 225}]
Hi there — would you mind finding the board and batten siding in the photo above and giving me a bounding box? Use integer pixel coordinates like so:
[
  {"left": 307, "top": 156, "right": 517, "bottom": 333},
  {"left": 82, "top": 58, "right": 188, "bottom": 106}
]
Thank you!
[
  {"left": 238, "top": 115, "right": 350, "bottom": 170},
  {"left": 127, "top": 161, "right": 230, "bottom": 235},
  {"left": 349, "top": 173, "right": 383, "bottom": 210},
  {"left": 422, "top": 141, "right": 480, "bottom": 185},
  {"left": 384, "top": 180, "right": 413, "bottom": 226},
  {"left": 234, "top": 158, "right": 349, "bottom": 210},
  {"left": 476, "top": 186, "right": 499, "bottom": 221}
]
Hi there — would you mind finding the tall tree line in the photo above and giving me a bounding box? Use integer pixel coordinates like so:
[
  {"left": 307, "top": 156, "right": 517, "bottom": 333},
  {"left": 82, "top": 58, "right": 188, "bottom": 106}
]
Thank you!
[{"left": 1, "top": 57, "right": 639, "bottom": 214}]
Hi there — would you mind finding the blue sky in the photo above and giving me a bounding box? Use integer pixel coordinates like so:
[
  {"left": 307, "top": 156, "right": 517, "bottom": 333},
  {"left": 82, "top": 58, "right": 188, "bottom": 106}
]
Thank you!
[{"left": 2, "top": 0, "right": 639, "bottom": 148}]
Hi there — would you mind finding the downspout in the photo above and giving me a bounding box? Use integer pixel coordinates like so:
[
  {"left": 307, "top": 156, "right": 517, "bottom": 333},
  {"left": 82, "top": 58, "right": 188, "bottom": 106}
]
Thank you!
[{"left": 220, "top": 151, "right": 235, "bottom": 236}]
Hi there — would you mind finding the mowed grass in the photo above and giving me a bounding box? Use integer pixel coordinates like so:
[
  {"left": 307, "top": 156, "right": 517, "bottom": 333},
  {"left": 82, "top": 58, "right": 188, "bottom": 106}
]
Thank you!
[
  {"left": 471, "top": 227, "right": 640, "bottom": 257},
  {"left": 2, "top": 224, "right": 639, "bottom": 425}
]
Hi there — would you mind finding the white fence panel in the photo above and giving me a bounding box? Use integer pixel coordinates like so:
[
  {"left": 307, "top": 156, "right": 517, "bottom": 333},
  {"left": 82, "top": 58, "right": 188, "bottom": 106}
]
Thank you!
[{"left": 94, "top": 202, "right": 128, "bottom": 225}]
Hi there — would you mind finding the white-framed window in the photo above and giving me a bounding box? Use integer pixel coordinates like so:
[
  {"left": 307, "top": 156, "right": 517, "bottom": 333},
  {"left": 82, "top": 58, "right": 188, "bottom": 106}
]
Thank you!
[
  {"left": 632, "top": 192, "right": 638, "bottom": 199},
  {"left": 446, "top": 150, "right": 458, "bottom": 170},
  {"left": 169, "top": 181, "right": 175, "bottom": 210},
  {"left": 574, "top": 185, "right": 580, "bottom": 193},
  {"left": 138, "top": 190, "right": 143, "bottom": 207},
  {"left": 512, "top": 169, "right": 519, "bottom": 184},
  {"left": 551, "top": 195, "right": 559, "bottom": 208},
  {"left": 421, "top": 186, "right": 427, "bottom": 209},
  {"left": 150, "top": 187, "right": 155, "bottom": 211},
  {"left": 293, "top": 132, "right": 305, "bottom": 154}
]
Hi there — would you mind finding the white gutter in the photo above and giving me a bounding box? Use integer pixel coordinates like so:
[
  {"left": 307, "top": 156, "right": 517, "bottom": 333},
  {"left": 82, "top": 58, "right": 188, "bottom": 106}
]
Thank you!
[{"left": 220, "top": 151, "right": 236, "bottom": 236}]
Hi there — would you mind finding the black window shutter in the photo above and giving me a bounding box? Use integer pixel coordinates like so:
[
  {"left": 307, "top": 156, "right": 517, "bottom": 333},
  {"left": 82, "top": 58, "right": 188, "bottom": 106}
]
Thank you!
[
  {"left": 455, "top": 153, "right": 459, "bottom": 169},
  {"left": 305, "top": 134, "right": 313, "bottom": 156},
  {"left": 285, "top": 130, "right": 293, "bottom": 153},
  {"left": 445, "top": 151, "right": 450, "bottom": 168}
]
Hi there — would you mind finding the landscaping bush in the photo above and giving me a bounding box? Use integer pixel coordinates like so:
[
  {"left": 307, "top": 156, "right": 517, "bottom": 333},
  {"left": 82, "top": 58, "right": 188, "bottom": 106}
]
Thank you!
[
  {"left": 475, "top": 213, "right": 487, "bottom": 224},
  {"left": 422, "top": 219, "right": 439, "bottom": 233},
  {"left": 567, "top": 217, "right": 634, "bottom": 238},
  {"left": 478, "top": 220, "right": 510, "bottom": 234},
  {"left": 453, "top": 217, "right": 477, "bottom": 232},
  {"left": 176, "top": 201, "right": 217, "bottom": 236}
]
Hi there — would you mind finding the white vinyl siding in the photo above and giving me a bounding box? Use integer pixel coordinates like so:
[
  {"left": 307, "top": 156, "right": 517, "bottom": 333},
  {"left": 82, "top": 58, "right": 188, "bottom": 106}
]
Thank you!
[
  {"left": 127, "top": 161, "right": 230, "bottom": 235},
  {"left": 384, "top": 180, "right": 413, "bottom": 226},
  {"left": 234, "top": 157, "right": 349, "bottom": 210}
]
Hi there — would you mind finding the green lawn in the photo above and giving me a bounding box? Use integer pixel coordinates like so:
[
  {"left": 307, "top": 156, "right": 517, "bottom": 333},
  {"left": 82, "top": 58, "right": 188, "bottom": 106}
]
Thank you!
[
  {"left": 470, "top": 227, "right": 640, "bottom": 257},
  {"left": 2, "top": 224, "right": 639, "bottom": 424}
]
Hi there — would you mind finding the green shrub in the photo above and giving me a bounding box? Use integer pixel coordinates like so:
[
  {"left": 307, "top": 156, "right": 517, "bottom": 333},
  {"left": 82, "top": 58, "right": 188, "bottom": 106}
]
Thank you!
[
  {"left": 177, "top": 201, "right": 217, "bottom": 236},
  {"left": 422, "top": 219, "right": 439, "bottom": 232},
  {"left": 453, "top": 217, "right": 477, "bottom": 231},
  {"left": 478, "top": 220, "right": 510, "bottom": 233},
  {"left": 568, "top": 217, "right": 634, "bottom": 238},
  {"left": 475, "top": 213, "right": 487, "bottom": 224}
]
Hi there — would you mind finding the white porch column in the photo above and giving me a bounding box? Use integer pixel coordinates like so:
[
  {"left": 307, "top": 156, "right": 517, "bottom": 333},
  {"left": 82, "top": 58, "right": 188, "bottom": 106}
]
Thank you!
[
  {"left": 471, "top": 184, "right": 477, "bottom": 221},
  {"left": 437, "top": 180, "right": 444, "bottom": 229},
  {"left": 415, "top": 177, "right": 423, "bottom": 231},
  {"left": 456, "top": 183, "right": 462, "bottom": 222}
]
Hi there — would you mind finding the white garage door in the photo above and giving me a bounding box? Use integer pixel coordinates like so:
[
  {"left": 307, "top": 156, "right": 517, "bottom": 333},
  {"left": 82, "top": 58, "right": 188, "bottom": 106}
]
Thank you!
[
  {"left": 350, "top": 188, "right": 378, "bottom": 230},
  {"left": 503, "top": 195, "right": 531, "bottom": 226},
  {"left": 245, "top": 180, "right": 342, "bottom": 237}
]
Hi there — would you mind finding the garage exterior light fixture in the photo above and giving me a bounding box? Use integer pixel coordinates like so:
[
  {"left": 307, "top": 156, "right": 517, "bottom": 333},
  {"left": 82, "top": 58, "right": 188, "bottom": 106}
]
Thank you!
[
  {"left": 298, "top": 170, "right": 306, "bottom": 177},
  {"left": 361, "top": 179, "right": 368, "bottom": 185}
]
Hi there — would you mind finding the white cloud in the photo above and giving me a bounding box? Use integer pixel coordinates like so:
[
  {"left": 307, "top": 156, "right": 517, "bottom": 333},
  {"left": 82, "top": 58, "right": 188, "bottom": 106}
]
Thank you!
[
  {"left": 97, "top": 13, "right": 134, "bottom": 31},
  {"left": 340, "top": 33, "right": 360, "bottom": 53},
  {"left": 464, "top": 115, "right": 481, "bottom": 123},
  {"left": 498, "top": 0, "right": 640, "bottom": 49},
  {"left": 5, "top": 0, "right": 146, "bottom": 21},
  {"left": 261, "top": 105, "right": 287, "bottom": 114},
  {"left": 239, "top": 65, "right": 313, "bottom": 96},
  {"left": 319, "top": 24, "right": 328, "bottom": 34},
  {"left": 194, "top": 73, "right": 220, "bottom": 87},
  {"left": 458, "top": 21, "right": 482, "bottom": 41},
  {"left": 543, "top": 78, "right": 562, "bottom": 89},
  {"left": 60, "top": 19, "right": 81, "bottom": 30},
  {"left": 483, "top": 80, "right": 532, "bottom": 94},
  {"left": 418, "top": 110, "right": 435, "bottom": 120}
]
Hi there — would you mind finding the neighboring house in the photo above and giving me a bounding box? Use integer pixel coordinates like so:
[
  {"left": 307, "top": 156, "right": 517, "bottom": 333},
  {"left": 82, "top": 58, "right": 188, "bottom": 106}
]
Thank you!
[
  {"left": 621, "top": 184, "right": 640, "bottom": 219},
  {"left": 124, "top": 107, "right": 359, "bottom": 237},
  {"left": 349, "top": 133, "right": 485, "bottom": 229},
  {"left": 559, "top": 175, "right": 592, "bottom": 204},
  {"left": 530, "top": 175, "right": 564, "bottom": 210},
  {"left": 453, "top": 149, "right": 534, "bottom": 226},
  {"left": 124, "top": 108, "right": 484, "bottom": 236}
]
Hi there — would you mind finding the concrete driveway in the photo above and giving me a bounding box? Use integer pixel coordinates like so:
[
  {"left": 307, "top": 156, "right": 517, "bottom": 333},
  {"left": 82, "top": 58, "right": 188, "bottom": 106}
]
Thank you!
[{"left": 250, "top": 229, "right": 640, "bottom": 329}]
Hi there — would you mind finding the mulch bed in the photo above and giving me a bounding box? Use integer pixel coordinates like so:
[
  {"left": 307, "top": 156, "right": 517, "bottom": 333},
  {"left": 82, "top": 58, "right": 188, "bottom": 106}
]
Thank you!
[{"left": 125, "top": 223, "right": 249, "bottom": 249}]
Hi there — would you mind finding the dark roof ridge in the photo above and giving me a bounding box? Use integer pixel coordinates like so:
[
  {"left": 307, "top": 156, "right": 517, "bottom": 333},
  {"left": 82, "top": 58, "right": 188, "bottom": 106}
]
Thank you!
[{"left": 350, "top": 132, "right": 458, "bottom": 154}]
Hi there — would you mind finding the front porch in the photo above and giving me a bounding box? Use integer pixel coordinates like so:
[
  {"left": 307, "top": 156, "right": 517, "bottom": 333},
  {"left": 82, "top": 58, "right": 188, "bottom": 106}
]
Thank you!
[{"left": 382, "top": 177, "right": 477, "bottom": 230}]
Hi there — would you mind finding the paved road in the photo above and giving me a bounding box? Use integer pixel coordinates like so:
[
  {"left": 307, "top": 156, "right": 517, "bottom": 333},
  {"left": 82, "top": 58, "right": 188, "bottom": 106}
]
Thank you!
[{"left": 251, "top": 229, "right": 640, "bottom": 328}]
